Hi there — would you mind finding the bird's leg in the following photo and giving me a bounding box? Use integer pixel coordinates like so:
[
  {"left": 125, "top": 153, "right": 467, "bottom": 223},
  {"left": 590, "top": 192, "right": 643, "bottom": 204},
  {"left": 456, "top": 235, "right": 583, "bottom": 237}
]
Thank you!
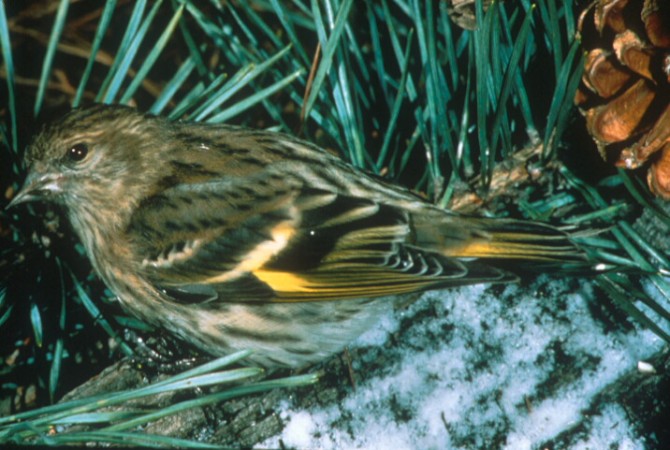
[{"left": 124, "top": 328, "right": 203, "bottom": 375}]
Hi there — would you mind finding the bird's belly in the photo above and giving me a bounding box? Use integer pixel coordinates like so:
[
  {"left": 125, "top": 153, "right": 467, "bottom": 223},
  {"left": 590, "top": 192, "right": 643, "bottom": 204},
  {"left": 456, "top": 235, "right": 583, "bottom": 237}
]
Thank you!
[{"left": 186, "top": 297, "right": 392, "bottom": 368}]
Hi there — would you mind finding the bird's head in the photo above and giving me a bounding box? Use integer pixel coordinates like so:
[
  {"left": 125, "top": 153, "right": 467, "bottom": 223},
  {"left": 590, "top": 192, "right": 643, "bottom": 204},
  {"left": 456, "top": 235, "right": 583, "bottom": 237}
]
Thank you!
[{"left": 7, "top": 105, "right": 168, "bottom": 225}]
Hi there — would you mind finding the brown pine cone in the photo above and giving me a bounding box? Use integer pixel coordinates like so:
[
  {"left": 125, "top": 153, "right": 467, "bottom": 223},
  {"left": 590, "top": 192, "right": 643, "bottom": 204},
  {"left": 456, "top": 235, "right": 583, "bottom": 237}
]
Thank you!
[{"left": 576, "top": 0, "right": 670, "bottom": 198}]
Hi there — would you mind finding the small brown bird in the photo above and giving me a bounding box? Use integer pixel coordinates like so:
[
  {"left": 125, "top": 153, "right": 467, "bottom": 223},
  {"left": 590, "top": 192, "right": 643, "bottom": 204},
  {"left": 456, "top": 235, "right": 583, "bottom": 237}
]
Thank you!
[{"left": 8, "top": 105, "right": 585, "bottom": 368}]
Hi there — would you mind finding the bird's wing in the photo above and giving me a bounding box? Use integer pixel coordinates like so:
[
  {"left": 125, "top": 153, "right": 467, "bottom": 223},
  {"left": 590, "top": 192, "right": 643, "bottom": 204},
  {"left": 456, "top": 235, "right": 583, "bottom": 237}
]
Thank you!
[{"left": 127, "top": 171, "right": 510, "bottom": 304}]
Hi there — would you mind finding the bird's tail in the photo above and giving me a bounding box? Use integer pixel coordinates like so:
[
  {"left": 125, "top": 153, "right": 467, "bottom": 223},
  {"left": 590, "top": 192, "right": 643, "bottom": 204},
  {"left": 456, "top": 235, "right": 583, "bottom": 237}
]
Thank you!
[{"left": 417, "top": 216, "right": 591, "bottom": 270}]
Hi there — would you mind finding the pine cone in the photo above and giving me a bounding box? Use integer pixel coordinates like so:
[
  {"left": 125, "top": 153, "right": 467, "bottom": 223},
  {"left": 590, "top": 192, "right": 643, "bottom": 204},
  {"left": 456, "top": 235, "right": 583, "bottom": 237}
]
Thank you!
[{"left": 576, "top": 0, "right": 670, "bottom": 198}]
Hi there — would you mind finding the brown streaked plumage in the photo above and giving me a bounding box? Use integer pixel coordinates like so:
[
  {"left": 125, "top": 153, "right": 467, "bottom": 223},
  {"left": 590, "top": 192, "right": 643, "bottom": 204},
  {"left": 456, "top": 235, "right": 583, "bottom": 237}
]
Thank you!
[{"left": 8, "top": 104, "right": 586, "bottom": 367}]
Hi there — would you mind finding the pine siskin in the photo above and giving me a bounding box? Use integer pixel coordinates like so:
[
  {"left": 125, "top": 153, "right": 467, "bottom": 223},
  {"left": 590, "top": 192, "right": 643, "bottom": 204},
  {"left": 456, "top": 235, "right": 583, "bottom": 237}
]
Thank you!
[{"left": 8, "top": 105, "right": 586, "bottom": 368}]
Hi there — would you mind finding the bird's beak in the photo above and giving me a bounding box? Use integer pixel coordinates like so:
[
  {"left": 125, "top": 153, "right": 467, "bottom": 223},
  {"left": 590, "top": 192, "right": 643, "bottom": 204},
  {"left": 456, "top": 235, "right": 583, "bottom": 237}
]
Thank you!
[{"left": 6, "top": 171, "right": 62, "bottom": 210}]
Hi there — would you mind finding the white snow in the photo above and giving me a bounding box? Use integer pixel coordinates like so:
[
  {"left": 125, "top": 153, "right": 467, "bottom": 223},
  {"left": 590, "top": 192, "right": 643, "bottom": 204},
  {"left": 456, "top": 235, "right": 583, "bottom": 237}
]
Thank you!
[{"left": 263, "top": 275, "right": 664, "bottom": 449}]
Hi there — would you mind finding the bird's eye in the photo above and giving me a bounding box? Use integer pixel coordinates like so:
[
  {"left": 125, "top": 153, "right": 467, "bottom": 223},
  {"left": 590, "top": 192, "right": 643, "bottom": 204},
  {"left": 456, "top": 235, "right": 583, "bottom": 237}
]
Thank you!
[{"left": 67, "top": 143, "right": 89, "bottom": 162}]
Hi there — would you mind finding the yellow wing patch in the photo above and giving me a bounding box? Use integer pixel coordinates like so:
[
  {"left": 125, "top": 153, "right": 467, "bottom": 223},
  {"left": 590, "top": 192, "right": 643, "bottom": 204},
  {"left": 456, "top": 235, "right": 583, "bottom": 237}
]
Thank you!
[
  {"left": 252, "top": 267, "right": 439, "bottom": 301},
  {"left": 203, "top": 220, "right": 297, "bottom": 284},
  {"left": 253, "top": 269, "right": 318, "bottom": 293}
]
